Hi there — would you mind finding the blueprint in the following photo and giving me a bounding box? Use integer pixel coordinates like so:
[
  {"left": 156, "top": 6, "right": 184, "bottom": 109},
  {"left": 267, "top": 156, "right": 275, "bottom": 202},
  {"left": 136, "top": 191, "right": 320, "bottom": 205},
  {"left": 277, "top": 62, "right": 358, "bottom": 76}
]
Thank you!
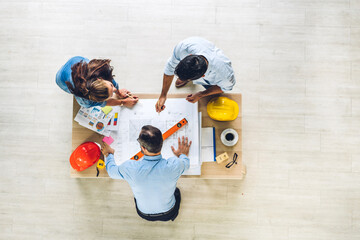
[{"left": 110, "top": 98, "right": 201, "bottom": 175}]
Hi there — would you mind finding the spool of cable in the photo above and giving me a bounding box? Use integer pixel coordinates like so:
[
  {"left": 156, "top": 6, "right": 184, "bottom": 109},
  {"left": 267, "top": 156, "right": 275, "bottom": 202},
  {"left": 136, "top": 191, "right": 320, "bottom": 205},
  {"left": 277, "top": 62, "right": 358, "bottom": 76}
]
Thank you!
[{"left": 220, "top": 128, "right": 239, "bottom": 147}]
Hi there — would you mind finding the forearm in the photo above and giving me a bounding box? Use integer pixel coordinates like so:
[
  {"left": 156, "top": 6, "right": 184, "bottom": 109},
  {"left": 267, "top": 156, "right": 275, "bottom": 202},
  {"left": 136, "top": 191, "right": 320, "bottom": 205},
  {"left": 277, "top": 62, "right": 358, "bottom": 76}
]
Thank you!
[
  {"left": 160, "top": 74, "right": 174, "bottom": 97},
  {"left": 179, "top": 154, "right": 190, "bottom": 170},
  {"left": 105, "top": 98, "right": 124, "bottom": 106},
  {"left": 105, "top": 154, "right": 125, "bottom": 179},
  {"left": 178, "top": 154, "right": 190, "bottom": 174},
  {"left": 199, "top": 85, "right": 223, "bottom": 98}
]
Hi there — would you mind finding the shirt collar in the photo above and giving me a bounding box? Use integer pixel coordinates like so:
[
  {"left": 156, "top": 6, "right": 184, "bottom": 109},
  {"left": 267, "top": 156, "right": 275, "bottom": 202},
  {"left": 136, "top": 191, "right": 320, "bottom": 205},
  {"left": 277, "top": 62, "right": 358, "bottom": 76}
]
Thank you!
[{"left": 143, "top": 154, "right": 162, "bottom": 161}]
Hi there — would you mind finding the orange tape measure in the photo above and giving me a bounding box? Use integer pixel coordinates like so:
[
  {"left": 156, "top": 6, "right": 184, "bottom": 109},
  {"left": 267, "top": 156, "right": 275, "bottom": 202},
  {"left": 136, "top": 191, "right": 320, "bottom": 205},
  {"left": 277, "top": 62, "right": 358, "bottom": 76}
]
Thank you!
[{"left": 130, "top": 118, "right": 188, "bottom": 160}]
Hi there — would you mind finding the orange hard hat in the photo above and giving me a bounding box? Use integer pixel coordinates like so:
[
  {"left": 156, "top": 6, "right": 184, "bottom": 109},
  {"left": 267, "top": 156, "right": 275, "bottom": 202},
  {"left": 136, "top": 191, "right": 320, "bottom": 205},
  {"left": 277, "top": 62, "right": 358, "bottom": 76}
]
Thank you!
[{"left": 70, "top": 142, "right": 101, "bottom": 171}]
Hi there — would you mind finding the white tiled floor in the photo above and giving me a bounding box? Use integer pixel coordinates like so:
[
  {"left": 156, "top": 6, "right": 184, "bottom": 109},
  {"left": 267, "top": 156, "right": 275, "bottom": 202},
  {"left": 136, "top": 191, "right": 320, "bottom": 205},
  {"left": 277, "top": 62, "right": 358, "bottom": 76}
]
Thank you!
[{"left": 1, "top": 0, "right": 360, "bottom": 239}]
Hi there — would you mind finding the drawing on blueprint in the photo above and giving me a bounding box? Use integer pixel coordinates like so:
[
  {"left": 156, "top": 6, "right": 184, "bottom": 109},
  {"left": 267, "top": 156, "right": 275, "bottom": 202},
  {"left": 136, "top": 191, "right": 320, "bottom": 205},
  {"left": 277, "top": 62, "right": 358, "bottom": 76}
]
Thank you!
[
  {"left": 110, "top": 98, "right": 201, "bottom": 175},
  {"left": 128, "top": 119, "right": 153, "bottom": 142}
]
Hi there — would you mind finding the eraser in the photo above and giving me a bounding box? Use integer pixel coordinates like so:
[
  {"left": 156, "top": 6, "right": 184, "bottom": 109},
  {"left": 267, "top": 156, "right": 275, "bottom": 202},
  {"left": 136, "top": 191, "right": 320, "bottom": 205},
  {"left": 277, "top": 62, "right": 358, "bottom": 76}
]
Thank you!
[
  {"left": 102, "top": 136, "right": 114, "bottom": 145},
  {"left": 216, "top": 152, "right": 229, "bottom": 164}
]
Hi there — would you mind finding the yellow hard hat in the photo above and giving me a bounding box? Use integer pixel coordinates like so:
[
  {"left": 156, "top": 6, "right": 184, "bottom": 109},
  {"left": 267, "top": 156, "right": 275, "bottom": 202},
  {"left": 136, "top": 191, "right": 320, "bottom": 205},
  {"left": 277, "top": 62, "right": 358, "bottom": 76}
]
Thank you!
[{"left": 207, "top": 96, "right": 239, "bottom": 121}]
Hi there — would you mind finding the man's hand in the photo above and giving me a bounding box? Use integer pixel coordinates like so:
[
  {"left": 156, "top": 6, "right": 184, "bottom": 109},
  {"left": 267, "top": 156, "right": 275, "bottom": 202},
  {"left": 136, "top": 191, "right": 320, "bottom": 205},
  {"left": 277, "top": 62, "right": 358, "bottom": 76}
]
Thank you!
[
  {"left": 115, "top": 88, "right": 131, "bottom": 99},
  {"left": 121, "top": 96, "right": 139, "bottom": 107},
  {"left": 101, "top": 142, "right": 114, "bottom": 157},
  {"left": 156, "top": 96, "right": 166, "bottom": 113},
  {"left": 186, "top": 92, "right": 202, "bottom": 103},
  {"left": 171, "top": 136, "right": 192, "bottom": 157}
]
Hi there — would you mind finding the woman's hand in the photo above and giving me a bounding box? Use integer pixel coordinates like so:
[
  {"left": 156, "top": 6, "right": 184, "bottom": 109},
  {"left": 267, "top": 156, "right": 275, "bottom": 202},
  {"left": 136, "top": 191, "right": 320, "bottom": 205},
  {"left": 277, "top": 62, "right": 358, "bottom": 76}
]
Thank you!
[
  {"left": 121, "top": 96, "right": 139, "bottom": 107},
  {"left": 116, "top": 88, "right": 131, "bottom": 99}
]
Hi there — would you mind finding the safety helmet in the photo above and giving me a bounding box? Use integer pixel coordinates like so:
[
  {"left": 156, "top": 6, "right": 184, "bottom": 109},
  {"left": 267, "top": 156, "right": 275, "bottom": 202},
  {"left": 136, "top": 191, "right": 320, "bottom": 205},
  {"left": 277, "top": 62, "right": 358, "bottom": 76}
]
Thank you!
[
  {"left": 207, "top": 96, "right": 239, "bottom": 121},
  {"left": 70, "top": 142, "right": 101, "bottom": 171}
]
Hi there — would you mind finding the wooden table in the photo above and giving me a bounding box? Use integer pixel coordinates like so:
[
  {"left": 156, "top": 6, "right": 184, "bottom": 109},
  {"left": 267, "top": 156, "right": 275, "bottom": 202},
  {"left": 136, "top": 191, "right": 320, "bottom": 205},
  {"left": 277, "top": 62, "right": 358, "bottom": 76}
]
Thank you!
[{"left": 70, "top": 93, "right": 245, "bottom": 179}]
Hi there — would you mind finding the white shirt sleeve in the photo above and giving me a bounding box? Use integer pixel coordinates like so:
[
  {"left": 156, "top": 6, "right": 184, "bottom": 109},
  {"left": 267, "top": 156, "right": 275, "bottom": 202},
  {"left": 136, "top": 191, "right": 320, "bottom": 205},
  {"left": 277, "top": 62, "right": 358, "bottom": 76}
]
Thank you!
[
  {"left": 217, "top": 72, "right": 236, "bottom": 92},
  {"left": 105, "top": 153, "right": 132, "bottom": 180},
  {"left": 164, "top": 42, "right": 189, "bottom": 76}
]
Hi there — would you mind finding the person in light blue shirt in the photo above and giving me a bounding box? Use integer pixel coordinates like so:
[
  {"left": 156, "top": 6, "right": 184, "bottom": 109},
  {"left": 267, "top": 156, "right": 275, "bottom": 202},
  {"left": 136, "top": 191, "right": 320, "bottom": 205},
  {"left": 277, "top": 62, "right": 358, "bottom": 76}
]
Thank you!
[
  {"left": 56, "top": 56, "right": 138, "bottom": 108},
  {"left": 101, "top": 125, "right": 192, "bottom": 221},
  {"left": 156, "top": 37, "right": 236, "bottom": 112}
]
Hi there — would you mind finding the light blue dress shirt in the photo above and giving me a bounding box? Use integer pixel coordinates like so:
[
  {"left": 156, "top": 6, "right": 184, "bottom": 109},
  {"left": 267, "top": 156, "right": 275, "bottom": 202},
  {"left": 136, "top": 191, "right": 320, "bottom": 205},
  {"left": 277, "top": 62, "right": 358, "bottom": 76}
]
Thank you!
[
  {"left": 55, "top": 56, "right": 119, "bottom": 108},
  {"left": 105, "top": 153, "right": 190, "bottom": 214},
  {"left": 164, "top": 37, "right": 236, "bottom": 92}
]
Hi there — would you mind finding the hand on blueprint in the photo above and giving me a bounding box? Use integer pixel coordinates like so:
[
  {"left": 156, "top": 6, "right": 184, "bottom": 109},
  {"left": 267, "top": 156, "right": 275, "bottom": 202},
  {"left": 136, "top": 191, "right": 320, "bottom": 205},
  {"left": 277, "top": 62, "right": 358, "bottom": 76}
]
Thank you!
[
  {"left": 101, "top": 141, "right": 115, "bottom": 157},
  {"left": 116, "top": 88, "right": 131, "bottom": 98},
  {"left": 186, "top": 92, "right": 201, "bottom": 103},
  {"left": 122, "top": 96, "right": 139, "bottom": 107},
  {"left": 155, "top": 96, "right": 166, "bottom": 113},
  {"left": 171, "top": 136, "right": 192, "bottom": 157}
]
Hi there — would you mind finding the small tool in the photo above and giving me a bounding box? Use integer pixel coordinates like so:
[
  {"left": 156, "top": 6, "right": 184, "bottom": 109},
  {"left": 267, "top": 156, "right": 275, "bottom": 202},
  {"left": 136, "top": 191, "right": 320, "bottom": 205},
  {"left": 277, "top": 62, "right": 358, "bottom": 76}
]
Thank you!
[
  {"left": 216, "top": 152, "right": 229, "bottom": 164},
  {"left": 96, "top": 159, "right": 105, "bottom": 177}
]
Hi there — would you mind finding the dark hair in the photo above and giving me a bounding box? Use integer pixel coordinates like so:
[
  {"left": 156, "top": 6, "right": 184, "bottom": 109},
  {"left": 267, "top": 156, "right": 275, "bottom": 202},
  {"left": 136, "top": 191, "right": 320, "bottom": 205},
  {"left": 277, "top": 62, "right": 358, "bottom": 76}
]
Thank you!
[
  {"left": 65, "top": 59, "right": 114, "bottom": 102},
  {"left": 174, "top": 55, "right": 208, "bottom": 81},
  {"left": 138, "top": 125, "right": 163, "bottom": 153}
]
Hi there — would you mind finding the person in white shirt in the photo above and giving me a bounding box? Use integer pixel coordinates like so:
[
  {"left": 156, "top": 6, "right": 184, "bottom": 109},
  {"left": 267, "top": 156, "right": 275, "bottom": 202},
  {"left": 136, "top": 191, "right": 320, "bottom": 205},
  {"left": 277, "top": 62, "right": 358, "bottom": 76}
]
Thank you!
[{"left": 155, "top": 37, "right": 236, "bottom": 112}]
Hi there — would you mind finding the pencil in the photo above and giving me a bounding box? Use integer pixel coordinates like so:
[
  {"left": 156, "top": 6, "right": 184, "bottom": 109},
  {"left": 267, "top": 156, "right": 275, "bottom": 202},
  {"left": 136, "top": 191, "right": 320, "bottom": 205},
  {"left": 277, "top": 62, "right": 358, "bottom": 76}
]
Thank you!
[
  {"left": 126, "top": 93, "right": 134, "bottom": 100},
  {"left": 157, "top": 102, "right": 160, "bottom": 115}
]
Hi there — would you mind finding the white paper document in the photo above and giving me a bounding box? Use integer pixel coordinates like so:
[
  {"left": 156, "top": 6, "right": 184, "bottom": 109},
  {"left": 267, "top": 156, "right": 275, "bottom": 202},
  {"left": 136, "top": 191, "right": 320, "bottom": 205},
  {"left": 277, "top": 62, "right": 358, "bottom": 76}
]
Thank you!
[
  {"left": 74, "top": 106, "right": 114, "bottom": 136},
  {"left": 111, "top": 98, "right": 201, "bottom": 175}
]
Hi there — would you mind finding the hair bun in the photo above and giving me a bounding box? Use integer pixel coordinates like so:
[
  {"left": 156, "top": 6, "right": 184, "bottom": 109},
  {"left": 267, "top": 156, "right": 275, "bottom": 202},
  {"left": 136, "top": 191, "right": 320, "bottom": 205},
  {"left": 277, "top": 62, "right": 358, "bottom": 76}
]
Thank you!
[{"left": 81, "top": 88, "right": 89, "bottom": 97}]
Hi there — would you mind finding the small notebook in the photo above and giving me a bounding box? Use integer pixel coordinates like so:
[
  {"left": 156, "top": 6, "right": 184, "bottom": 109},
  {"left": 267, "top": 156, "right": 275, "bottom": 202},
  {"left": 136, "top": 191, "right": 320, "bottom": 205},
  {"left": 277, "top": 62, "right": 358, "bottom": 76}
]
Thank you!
[{"left": 201, "top": 127, "right": 216, "bottom": 162}]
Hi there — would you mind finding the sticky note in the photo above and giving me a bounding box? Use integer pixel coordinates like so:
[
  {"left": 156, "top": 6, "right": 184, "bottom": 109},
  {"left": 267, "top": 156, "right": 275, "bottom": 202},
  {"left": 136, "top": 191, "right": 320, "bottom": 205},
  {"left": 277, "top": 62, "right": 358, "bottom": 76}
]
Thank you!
[
  {"left": 216, "top": 152, "right": 229, "bottom": 164},
  {"left": 101, "top": 106, "right": 113, "bottom": 115},
  {"left": 114, "top": 112, "right": 118, "bottom": 126},
  {"left": 102, "top": 136, "right": 114, "bottom": 145}
]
